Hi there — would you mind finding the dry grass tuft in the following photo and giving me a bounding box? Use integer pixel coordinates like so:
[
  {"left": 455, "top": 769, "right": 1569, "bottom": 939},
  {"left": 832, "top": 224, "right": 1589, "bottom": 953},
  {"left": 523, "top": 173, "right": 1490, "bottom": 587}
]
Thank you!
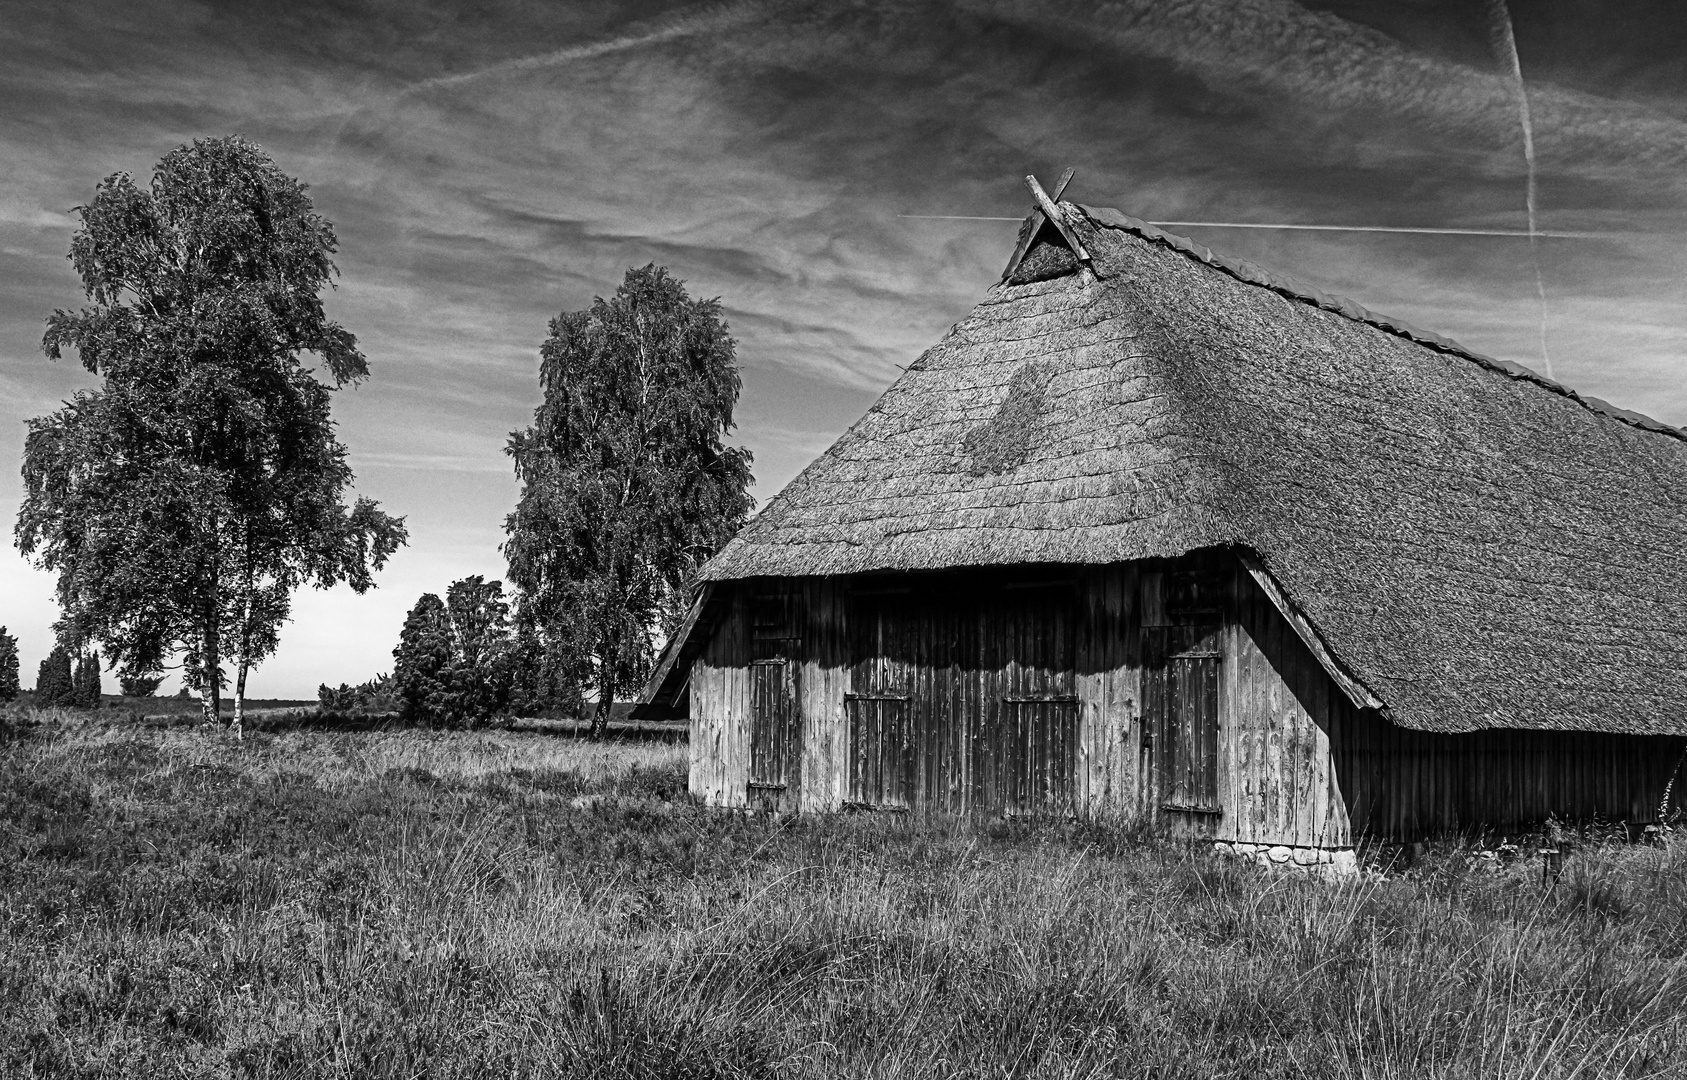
[{"left": 4, "top": 719, "right": 1685, "bottom": 1077}]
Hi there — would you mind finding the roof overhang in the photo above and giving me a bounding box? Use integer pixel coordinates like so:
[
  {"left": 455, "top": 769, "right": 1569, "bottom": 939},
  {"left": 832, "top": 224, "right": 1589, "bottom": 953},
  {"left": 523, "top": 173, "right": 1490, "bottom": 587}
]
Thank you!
[
  {"left": 629, "top": 583, "right": 724, "bottom": 721},
  {"left": 1237, "top": 550, "right": 1387, "bottom": 715}
]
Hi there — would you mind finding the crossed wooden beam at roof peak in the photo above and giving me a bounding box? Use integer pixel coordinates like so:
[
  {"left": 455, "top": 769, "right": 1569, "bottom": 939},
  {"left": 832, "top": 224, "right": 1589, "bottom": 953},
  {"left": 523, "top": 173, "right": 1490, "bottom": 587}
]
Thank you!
[{"left": 1003, "top": 169, "right": 1094, "bottom": 281}]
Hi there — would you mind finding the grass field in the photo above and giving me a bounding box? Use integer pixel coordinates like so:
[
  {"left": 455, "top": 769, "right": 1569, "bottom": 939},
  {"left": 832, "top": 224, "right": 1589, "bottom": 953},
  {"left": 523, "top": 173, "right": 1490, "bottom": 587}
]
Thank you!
[{"left": 4, "top": 708, "right": 1686, "bottom": 1078}]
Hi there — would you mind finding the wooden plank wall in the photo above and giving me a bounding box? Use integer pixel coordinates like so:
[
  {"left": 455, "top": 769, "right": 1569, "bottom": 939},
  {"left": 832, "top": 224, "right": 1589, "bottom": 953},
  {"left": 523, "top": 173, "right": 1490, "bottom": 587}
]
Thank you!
[
  {"left": 825, "top": 569, "right": 1135, "bottom": 819},
  {"left": 688, "top": 587, "right": 750, "bottom": 807},
  {"left": 1075, "top": 565, "right": 1140, "bottom": 819},
  {"left": 1332, "top": 716, "right": 1687, "bottom": 838},
  {"left": 1219, "top": 565, "right": 1353, "bottom": 849},
  {"left": 687, "top": 558, "right": 1686, "bottom": 839},
  {"left": 798, "top": 577, "right": 849, "bottom": 812}
]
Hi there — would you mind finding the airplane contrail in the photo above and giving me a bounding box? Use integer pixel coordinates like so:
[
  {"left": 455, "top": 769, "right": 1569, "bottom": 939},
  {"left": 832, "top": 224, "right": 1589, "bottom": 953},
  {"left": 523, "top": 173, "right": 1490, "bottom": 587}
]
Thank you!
[
  {"left": 1489, "top": 0, "right": 1553, "bottom": 377},
  {"left": 898, "top": 215, "right": 1606, "bottom": 238},
  {"left": 403, "top": 1, "right": 763, "bottom": 96}
]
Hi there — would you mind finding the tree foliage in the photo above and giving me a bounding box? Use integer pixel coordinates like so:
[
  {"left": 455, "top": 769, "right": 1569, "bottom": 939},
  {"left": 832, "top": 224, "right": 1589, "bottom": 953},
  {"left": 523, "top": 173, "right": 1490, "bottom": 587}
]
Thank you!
[
  {"left": 35, "top": 647, "right": 74, "bottom": 708},
  {"left": 391, "top": 577, "right": 515, "bottom": 728},
  {"left": 119, "top": 673, "right": 162, "bottom": 698},
  {"left": 504, "top": 265, "right": 753, "bottom": 737},
  {"left": 318, "top": 673, "right": 393, "bottom": 713},
  {"left": 393, "top": 594, "right": 453, "bottom": 726},
  {"left": 15, "top": 136, "right": 407, "bottom": 734},
  {"left": 0, "top": 628, "right": 18, "bottom": 703},
  {"left": 73, "top": 650, "right": 102, "bottom": 709}
]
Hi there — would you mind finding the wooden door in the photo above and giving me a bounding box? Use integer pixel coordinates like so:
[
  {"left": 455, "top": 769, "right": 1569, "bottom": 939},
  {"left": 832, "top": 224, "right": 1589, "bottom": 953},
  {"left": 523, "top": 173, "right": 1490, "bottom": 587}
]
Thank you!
[
  {"left": 845, "top": 572, "right": 1078, "bottom": 818},
  {"left": 748, "top": 591, "right": 801, "bottom": 810},
  {"left": 987, "top": 579, "right": 1078, "bottom": 819},
  {"left": 1143, "top": 567, "right": 1225, "bottom": 831},
  {"left": 847, "top": 584, "right": 926, "bottom": 811}
]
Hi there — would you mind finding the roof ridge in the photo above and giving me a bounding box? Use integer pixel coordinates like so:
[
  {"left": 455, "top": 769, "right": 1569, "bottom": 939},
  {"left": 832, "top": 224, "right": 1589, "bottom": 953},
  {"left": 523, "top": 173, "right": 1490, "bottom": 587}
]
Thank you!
[{"left": 1072, "top": 203, "right": 1687, "bottom": 444}]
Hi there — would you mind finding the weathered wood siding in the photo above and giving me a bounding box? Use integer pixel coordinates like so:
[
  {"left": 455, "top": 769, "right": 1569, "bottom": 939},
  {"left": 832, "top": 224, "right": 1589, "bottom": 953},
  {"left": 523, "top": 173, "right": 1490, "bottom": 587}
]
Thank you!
[
  {"left": 1075, "top": 565, "right": 1141, "bottom": 818},
  {"left": 1220, "top": 565, "right": 1353, "bottom": 848},
  {"left": 689, "top": 588, "right": 751, "bottom": 807},
  {"left": 1333, "top": 717, "right": 1685, "bottom": 838},
  {"left": 690, "top": 566, "right": 1138, "bottom": 818},
  {"left": 843, "top": 571, "right": 1092, "bottom": 817},
  {"left": 687, "top": 554, "right": 1684, "bottom": 841},
  {"left": 1137, "top": 557, "right": 1349, "bottom": 848},
  {"left": 798, "top": 577, "right": 850, "bottom": 812}
]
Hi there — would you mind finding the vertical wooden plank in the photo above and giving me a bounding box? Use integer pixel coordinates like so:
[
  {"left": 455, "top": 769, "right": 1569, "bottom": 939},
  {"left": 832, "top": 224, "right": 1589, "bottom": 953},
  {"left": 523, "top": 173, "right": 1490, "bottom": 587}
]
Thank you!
[
  {"left": 1306, "top": 664, "right": 1328, "bottom": 848},
  {"left": 1173, "top": 658, "right": 1190, "bottom": 807},
  {"left": 1258, "top": 600, "right": 1277, "bottom": 841},
  {"left": 800, "top": 577, "right": 841, "bottom": 813},
  {"left": 1199, "top": 657, "right": 1217, "bottom": 809},
  {"left": 868, "top": 695, "right": 880, "bottom": 807},
  {"left": 833, "top": 579, "right": 850, "bottom": 811},
  {"left": 716, "top": 588, "right": 748, "bottom": 809},
  {"left": 1229, "top": 598, "right": 1248, "bottom": 845},
  {"left": 1097, "top": 566, "right": 1118, "bottom": 816},
  {"left": 1008, "top": 592, "right": 1020, "bottom": 816},
  {"left": 1232, "top": 591, "right": 1251, "bottom": 845},
  {"left": 1075, "top": 569, "right": 1093, "bottom": 817},
  {"left": 1142, "top": 626, "right": 1161, "bottom": 825},
  {"left": 985, "top": 592, "right": 1001, "bottom": 816},
  {"left": 1120, "top": 564, "right": 1140, "bottom": 822},
  {"left": 1253, "top": 609, "right": 1270, "bottom": 842},
  {"left": 1102, "top": 566, "right": 1121, "bottom": 816},
  {"left": 1219, "top": 592, "right": 1239, "bottom": 843},
  {"left": 1323, "top": 693, "right": 1350, "bottom": 848}
]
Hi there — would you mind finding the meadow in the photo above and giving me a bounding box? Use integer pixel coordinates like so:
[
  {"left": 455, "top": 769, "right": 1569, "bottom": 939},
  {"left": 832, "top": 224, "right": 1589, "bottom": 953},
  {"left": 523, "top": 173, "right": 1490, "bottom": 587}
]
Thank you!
[{"left": 3, "top": 707, "right": 1686, "bottom": 1078}]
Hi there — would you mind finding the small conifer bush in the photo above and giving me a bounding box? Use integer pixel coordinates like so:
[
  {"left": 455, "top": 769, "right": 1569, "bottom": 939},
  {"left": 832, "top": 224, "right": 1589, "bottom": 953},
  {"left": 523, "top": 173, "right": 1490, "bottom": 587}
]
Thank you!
[{"left": 0, "top": 628, "right": 19, "bottom": 702}]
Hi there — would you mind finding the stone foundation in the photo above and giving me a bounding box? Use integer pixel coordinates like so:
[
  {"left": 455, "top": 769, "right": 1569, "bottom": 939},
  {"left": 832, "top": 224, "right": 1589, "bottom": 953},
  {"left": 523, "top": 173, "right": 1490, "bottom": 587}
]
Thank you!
[{"left": 1213, "top": 840, "right": 1357, "bottom": 878}]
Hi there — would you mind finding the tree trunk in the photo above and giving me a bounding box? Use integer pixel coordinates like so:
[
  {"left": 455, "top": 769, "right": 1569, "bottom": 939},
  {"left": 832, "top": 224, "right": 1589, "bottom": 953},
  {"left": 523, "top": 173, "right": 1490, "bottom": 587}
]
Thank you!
[
  {"left": 232, "top": 539, "right": 250, "bottom": 740},
  {"left": 233, "top": 659, "right": 247, "bottom": 741},
  {"left": 592, "top": 670, "right": 615, "bottom": 741},
  {"left": 202, "top": 608, "right": 223, "bottom": 732}
]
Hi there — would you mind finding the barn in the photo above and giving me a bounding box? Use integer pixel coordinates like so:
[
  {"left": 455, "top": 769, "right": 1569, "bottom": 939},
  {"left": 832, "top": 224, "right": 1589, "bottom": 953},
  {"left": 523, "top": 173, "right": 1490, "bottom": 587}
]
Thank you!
[{"left": 635, "top": 180, "right": 1687, "bottom": 867}]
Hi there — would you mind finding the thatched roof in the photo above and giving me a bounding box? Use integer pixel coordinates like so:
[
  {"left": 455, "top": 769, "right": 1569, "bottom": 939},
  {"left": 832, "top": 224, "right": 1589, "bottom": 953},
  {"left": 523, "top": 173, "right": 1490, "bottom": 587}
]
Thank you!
[{"left": 697, "top": 200, "right": 1687, "bottom": 736}]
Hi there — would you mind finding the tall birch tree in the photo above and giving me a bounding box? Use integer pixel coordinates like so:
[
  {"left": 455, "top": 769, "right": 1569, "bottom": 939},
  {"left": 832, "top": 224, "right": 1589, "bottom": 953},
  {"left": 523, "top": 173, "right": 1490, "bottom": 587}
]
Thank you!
[
  {"left": 16, "top": 136, "right": 406, "bottom": 735},
  {"left": 505, "top": 265, "right": 753, "bottom": 738}
]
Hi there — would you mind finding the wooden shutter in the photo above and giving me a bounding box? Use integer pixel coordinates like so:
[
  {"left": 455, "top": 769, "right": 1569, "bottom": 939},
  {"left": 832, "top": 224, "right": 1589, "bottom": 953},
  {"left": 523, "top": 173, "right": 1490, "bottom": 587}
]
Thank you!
[
  {"left": 846, "top": 695, "right": 913, "bottom": 809},
  {"left": 1162, "top": 655, "right": 1220, "bottom": 812},
  {"left": 748, "top": 659, "right": 796, "bottom": 793},
  {"left": 1002, "top": 697, "right": 1079, "bottom": 818},
  {"left": 747, "top": 590, "right": 801, "bottom": 806},
  {"left": 1144, "top": 600, "right": 1223, "bottom": 819}
]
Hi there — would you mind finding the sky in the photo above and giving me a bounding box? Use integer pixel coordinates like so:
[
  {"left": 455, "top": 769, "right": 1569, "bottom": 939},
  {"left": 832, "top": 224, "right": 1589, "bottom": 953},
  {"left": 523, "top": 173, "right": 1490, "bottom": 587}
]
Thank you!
[{"left": 4, "top": 0, "right": 1687, "bottom": 698}]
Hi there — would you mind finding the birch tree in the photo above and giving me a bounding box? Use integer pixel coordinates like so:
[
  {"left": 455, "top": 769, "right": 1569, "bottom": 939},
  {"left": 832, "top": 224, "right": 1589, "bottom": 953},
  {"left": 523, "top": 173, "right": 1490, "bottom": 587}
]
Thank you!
[
  {"left": 504, "top": 265, "right": 753, "bottom": 738},
  {"left": 16, "top": 136, "right": 406, "bottom": 735}
]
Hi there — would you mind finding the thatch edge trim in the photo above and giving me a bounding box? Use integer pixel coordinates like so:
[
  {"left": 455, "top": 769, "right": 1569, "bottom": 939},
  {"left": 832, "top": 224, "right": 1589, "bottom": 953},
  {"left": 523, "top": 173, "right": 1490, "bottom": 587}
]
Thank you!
[
  {"left": 630, "top": 584, "right": 717, "bottom": 719},
  {"left": 1238, "top": 551, "right": 1387, "bottom": 715},
  {"left": 1071, "top": 204, "right": 1687, "bottom": 444}
]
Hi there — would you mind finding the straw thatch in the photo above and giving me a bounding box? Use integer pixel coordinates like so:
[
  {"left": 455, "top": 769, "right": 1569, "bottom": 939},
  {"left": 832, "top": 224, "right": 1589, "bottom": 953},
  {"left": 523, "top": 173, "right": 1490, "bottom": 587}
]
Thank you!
[{"left": 701, "top": 202, "right": 1687, "bottom": 736}]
